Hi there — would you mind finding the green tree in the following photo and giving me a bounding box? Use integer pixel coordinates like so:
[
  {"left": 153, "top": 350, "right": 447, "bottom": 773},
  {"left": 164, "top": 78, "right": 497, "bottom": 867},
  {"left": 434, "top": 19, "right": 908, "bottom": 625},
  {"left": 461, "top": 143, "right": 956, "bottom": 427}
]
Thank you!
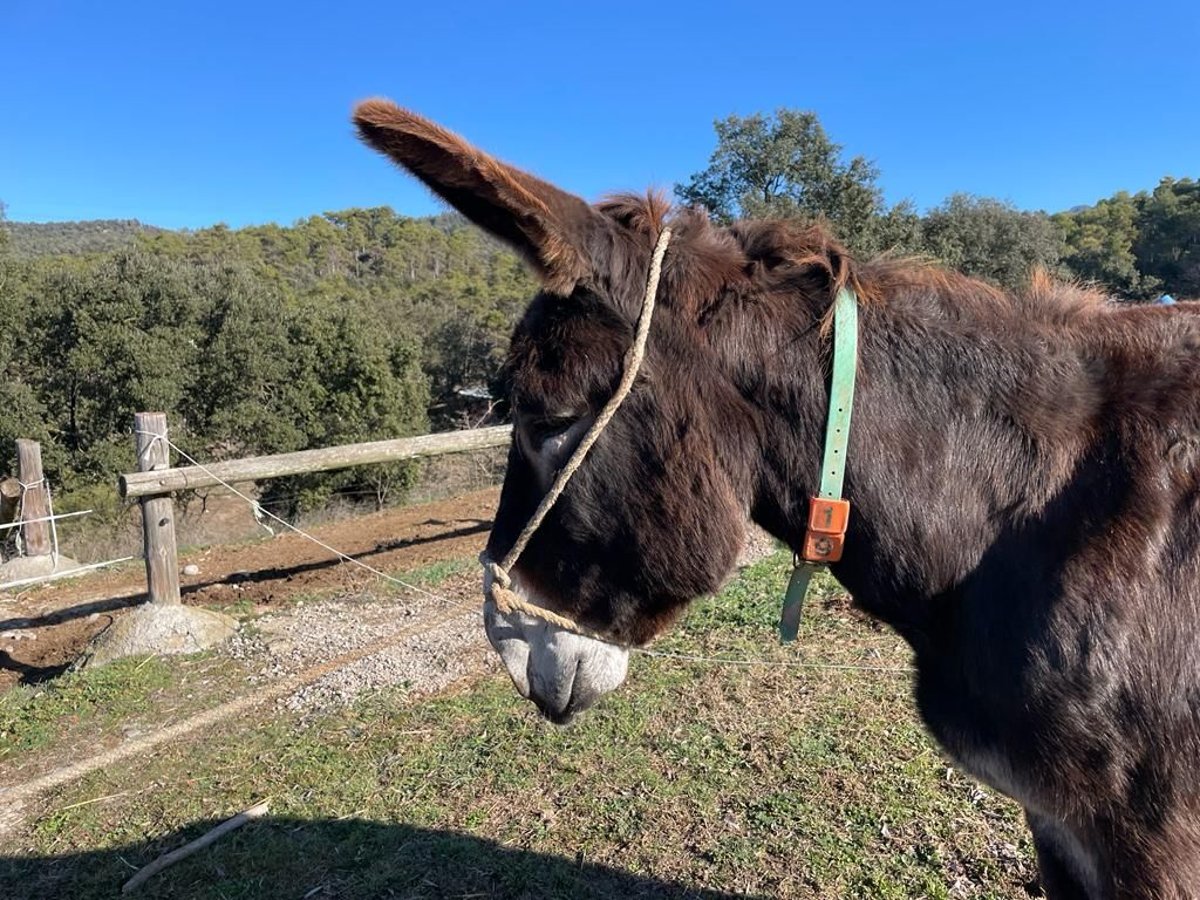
[
  {"left": 1134, "top": 177, "right": 1200, "bottom": 298},
  {"left": 29, "top": 251, "right": 202, "bottom": 484},
  {"left": 0, "top": 249, "right": 53, "bottom": 476},
  {"left": 190, "top": 263, "right": 309, "bottom": 455},
  {"left": 252, "top": 298, "right": 430, "bottom": 515},
  {"left": 675, "top": 109, "right": 908, "bottom": 252},
  {"left": 920, "top": 194, "right": 1063, "bottom": 292},
  {"left": 1054, "top": 192, "right": 1151, "bottom": 298},
  {"left": 0, "top": 205, "right": 527, "bottom": 510}
]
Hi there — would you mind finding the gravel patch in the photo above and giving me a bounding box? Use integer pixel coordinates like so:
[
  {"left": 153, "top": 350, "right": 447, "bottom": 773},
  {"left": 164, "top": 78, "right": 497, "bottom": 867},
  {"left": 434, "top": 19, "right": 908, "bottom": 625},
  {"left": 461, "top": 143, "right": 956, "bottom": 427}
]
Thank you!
[
  {"left": 224, "top": 525, "right": 777, "bottom": 715},
  {"left": 225, "top": 572, "right": 496, "bottom": 713}
]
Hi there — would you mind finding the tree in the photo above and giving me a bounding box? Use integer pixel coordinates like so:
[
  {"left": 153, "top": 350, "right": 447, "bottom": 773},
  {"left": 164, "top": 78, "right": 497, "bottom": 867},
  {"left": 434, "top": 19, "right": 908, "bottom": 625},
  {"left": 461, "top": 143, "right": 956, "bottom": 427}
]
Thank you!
[
  {"left": 0, "top": 206, "right": 514, "bottom": 514},
  {"left": 920, "top": 194, "right": 1063, "bottom": 292},
  {"left": 1054, "top": 192, "right": 1152, "bottom": 299},
  {"left": 1134, "top": 178, "right": 1200, "bottom": 299},
  {"left": 29, "top": 251, "right": 203, "bottom": 485},
  {"left": 675, "top": 109, "right": 908, "bottom": 252}
]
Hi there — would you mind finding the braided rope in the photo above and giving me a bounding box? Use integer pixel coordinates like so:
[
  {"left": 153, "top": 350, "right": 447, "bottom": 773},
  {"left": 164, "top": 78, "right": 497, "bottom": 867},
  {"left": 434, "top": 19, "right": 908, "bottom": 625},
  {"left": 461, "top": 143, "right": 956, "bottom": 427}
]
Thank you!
[{"left": 481, "top": 227, "right": 672, "bottom": 643}]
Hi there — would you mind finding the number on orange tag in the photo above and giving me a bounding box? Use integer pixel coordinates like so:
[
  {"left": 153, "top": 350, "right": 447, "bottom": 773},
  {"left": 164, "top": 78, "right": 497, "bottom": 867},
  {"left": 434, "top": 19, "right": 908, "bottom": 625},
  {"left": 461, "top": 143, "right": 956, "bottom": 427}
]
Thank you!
[
  {"left": 807, "top": 497, "right": 850, "bottom": 535},
  {"left": 802, "top": 530, "right": 846, "bottom": 563},
  {"left": 802, "top": 497, "right": 850, "bottom": 563}
]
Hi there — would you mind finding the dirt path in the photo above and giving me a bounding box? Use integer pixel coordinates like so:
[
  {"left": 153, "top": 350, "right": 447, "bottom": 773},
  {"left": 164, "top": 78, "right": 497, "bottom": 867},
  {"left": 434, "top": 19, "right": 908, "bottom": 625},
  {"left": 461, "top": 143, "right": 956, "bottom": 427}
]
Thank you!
[{"left": 0, "top": 488, "right": 500, "bottom": 689}]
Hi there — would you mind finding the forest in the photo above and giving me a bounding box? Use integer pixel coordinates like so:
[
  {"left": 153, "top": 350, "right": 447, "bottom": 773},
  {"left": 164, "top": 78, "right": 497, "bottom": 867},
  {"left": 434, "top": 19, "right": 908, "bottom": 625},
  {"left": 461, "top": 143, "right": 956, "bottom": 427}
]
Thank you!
[{"left": 1, "top": 108, "right": 1196, "bottom": 517}]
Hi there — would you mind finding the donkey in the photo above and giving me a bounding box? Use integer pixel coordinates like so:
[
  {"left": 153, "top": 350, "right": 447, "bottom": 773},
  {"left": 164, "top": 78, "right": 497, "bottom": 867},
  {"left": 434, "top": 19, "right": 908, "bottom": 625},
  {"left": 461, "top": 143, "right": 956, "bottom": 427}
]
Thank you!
[{"left": 354, "top": 99, "right": 1200, "bottom": 899}]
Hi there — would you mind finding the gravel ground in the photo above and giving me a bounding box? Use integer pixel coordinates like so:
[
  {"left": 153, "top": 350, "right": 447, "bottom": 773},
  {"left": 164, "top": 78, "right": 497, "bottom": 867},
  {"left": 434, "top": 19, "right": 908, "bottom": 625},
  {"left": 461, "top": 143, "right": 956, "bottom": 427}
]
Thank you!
[
  {"left": 223, "top": 524, "right": 779, "bottom": 714},
  {"left": 225, "top": 572, "right": 495, "bottom": 713}
]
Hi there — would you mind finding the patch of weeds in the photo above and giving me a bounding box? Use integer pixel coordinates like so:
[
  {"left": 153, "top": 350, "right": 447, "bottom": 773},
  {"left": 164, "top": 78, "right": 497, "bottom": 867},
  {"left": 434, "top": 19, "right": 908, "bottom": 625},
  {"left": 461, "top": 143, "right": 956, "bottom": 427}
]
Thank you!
[
  {"left": 0, "top": 655, "right": 173, "bottom": 760},
  {"left": 211, "top": 597, "right": 257, "bottom": 620},
  {"left": 389, "top": 555, "right": 475, "bottom": 589}
]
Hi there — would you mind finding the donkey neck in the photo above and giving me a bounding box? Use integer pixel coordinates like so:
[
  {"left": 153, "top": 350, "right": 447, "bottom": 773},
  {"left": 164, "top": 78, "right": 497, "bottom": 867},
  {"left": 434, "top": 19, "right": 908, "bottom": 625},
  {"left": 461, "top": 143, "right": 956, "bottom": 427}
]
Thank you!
[{"left": 747, "top": 293, "right": 1096, "bottom": 639}]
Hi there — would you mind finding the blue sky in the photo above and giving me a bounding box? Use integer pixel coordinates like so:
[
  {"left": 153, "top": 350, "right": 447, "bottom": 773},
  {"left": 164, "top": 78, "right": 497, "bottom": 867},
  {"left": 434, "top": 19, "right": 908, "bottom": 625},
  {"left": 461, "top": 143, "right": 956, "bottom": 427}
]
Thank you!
[{"left": 3, "top": 0, "right": 1198, "bottom": 229}]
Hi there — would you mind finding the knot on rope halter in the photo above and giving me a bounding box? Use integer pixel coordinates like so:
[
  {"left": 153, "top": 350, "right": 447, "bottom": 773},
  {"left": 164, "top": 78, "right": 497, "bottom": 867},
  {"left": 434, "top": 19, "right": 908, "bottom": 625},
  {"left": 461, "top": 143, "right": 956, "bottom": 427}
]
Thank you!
[
  {"left": 477, "top": 227, "right": 671, "bottom": 647},
  {"left": 479, "top": 551, "right": 597, "bottom": 637}
]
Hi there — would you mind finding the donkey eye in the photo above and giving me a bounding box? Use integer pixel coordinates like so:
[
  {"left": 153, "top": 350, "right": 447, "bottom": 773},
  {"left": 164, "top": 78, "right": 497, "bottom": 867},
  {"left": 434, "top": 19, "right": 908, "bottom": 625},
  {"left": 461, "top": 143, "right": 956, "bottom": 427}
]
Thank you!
[{"left": 527, "top": 416, "right": 578, "bottom": 447}]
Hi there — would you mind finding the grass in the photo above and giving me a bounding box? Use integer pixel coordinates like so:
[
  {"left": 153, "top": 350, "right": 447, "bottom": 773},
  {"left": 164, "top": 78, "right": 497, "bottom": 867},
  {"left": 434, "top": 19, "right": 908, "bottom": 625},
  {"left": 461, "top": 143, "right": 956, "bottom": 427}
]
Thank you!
[
  {"left": 0, "top": 553, "right": 1037, "bottom": 899},
  {"left": 390, "top": 555, "right": 476, "bottom": 589},
  {"left": 0, "top": 655, "right": 174, "bottom": 762}
]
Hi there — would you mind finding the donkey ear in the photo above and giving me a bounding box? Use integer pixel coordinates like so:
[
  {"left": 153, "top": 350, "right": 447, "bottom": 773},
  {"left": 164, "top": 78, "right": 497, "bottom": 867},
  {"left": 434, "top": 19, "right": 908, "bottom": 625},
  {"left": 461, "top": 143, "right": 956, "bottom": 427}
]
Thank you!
[{"left": 353, "top": 99, "right": 600, "bottom": 294}]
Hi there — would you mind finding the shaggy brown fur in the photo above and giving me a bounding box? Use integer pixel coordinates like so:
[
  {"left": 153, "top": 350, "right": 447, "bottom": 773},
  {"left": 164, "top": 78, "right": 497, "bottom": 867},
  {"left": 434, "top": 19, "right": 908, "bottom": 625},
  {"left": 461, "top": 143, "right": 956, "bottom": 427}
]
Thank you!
[{"left": 355, "top": 100, "right": 1200, "bottom": 898}]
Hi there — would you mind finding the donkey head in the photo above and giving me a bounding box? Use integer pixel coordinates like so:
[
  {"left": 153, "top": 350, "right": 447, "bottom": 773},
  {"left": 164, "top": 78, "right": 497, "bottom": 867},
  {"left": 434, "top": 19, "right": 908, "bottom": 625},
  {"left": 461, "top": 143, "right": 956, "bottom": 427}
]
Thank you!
[{"left": 355, "top": 101, "right": 806, "bottom": 722}]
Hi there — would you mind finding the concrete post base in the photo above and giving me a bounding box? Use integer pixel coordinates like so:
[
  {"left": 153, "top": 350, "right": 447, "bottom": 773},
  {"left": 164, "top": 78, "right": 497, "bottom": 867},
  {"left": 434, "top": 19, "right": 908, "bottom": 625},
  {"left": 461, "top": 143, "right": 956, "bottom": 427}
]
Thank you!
[{"left": 82, "top": 604, "right": 237, "bottom": 668}]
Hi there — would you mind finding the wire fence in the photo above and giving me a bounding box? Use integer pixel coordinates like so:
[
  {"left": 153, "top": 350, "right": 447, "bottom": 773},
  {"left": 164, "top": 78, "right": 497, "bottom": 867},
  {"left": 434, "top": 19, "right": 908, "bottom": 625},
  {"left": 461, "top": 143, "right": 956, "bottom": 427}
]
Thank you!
[
  {"left": 157, "top": 432, "right": 916, "bottom": 676},
  {"left": 0, "top": 476, "right": 132, "bottom": 594},
  {"left": 1, "top": 426, "right": 914, "bottom": 676}
]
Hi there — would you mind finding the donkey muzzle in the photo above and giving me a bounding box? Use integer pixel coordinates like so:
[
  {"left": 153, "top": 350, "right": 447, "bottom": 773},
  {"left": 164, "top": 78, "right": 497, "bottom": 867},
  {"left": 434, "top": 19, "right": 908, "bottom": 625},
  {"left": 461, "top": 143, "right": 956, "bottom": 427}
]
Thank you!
[{"left": 483, "top": 585, "right": 628, "bottom": 724}]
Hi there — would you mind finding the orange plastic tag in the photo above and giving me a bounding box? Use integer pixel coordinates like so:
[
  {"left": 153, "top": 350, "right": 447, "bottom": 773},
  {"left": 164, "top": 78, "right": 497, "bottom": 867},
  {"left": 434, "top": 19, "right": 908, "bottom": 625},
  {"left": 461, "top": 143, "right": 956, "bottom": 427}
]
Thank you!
[{"left": 802, "top": 497, "right": 850, "bottom": 563}]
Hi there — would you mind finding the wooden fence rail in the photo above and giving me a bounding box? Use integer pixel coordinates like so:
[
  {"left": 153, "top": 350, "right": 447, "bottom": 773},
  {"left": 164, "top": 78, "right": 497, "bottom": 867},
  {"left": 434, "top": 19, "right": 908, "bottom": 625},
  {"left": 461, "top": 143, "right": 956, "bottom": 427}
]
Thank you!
[
  {"left": 119, "top": 425, "right": 513, "bottom": 499},
  {"left": 117, "top": 414, "right": 511, "bottom": 610}
]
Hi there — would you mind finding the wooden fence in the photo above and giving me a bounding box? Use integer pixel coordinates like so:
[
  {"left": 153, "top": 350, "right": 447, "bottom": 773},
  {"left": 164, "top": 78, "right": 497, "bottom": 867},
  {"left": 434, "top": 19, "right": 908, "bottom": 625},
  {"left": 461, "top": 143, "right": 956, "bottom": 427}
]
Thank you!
[{"left": 118, "top": 413, "right": 512, "bottom": 606}]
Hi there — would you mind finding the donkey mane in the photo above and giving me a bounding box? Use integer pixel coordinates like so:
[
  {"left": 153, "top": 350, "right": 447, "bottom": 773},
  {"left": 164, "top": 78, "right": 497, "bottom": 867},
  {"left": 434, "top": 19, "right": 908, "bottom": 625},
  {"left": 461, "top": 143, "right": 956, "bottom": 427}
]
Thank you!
[{"left": 596, "top": 190, "right": 1112, "bottom": 332}]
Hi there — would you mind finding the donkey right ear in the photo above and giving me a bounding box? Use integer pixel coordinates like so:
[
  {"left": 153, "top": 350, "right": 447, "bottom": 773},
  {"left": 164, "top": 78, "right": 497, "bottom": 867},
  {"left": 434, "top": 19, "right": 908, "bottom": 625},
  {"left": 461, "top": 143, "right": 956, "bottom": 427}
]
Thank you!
[{"left": 353, "top": 99, "right": 602, "bottom": 295}]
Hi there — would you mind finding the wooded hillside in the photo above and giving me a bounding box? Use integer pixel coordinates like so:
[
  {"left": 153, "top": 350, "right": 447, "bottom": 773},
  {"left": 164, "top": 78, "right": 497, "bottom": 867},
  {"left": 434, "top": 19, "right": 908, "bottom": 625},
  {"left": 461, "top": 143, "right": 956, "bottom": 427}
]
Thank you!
[{"left": 0, "top": 207, "right": 534, "bottom": 515}]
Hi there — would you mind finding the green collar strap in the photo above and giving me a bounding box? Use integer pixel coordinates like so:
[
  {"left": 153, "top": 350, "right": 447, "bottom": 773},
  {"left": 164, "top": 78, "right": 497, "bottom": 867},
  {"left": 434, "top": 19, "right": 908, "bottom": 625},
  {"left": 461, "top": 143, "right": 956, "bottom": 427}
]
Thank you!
[{"left": 780, "top": 287, "right": 859, "bottom": 642}]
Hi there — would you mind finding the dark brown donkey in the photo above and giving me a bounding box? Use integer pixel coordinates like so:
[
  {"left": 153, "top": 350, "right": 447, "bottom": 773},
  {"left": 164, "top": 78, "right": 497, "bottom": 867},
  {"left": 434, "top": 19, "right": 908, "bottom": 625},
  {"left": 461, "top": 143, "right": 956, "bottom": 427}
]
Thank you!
[{"left": 355, "top": 99, "right": 1200, "bottom": 899}]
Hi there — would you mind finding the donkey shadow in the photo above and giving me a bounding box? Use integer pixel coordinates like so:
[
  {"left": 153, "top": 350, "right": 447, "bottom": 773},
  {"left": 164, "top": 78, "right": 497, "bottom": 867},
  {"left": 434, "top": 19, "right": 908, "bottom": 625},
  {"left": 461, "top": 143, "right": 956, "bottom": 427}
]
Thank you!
[{"left": 0, "top": 816, "right": 760, "bottom": 900}]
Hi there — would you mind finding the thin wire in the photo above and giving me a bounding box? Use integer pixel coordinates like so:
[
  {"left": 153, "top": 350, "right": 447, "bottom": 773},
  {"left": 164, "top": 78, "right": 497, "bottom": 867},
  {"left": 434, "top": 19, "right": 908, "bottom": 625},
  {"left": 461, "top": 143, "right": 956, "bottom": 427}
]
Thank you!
[
  {"left": 637, "top": 647, "right": 914, "bottom": 674},
  {"left": 136, "top": 430, "right": 167, "bottom": 464},
  {"left": 12, "top": 485, "right": 23, "bottom": 557},
  {"left": 45, "top": 481, "right": 60, "bottom": 569},
  {"left": 0, "top": 556, "right": 136, "bottom": 592},
  {"left": 146, "top": 432, "right": 477, "bottom": 614},
  {"left": 0, "top": 509, "right": 92, "bottom": 532}
]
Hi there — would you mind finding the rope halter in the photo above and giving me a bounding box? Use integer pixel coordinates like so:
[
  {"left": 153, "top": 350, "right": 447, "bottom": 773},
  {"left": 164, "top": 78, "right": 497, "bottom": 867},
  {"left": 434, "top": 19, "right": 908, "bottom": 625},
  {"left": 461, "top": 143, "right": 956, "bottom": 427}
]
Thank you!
[{"left": 480, "top": 226, "right": 673, "bottom": 646}]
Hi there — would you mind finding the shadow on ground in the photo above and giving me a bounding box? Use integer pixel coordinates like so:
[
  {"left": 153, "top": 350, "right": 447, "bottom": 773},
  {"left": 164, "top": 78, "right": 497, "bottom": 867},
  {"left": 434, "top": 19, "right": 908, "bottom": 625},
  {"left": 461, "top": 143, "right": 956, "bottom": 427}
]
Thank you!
[{"left": 0, "top": 817, "right": 758, "bottom": 900}]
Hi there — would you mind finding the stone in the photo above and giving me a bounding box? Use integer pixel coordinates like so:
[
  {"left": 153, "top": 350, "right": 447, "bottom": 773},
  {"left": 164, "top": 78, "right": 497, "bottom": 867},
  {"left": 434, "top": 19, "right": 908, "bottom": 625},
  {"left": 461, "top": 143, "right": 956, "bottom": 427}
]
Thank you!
[{"left": 182, "top": 564, "right": 201, "bottom": 577}]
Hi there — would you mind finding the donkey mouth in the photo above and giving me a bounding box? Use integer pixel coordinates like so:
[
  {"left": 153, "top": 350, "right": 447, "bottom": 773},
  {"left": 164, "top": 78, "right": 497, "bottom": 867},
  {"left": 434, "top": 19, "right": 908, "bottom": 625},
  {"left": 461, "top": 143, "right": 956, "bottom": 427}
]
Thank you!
[
  {"left": 530, "top": 665, "right": 606, "bottom": 725},
  {"left": 534, "top": 696, "right": 582, "bottom": 726}
]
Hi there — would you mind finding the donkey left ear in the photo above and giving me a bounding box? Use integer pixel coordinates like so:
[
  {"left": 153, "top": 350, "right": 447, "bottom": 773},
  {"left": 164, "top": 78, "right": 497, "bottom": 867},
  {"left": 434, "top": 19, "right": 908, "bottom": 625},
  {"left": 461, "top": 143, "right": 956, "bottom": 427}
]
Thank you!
[{"left": 353, "top": 99, "right": 603, "bottom": 295}]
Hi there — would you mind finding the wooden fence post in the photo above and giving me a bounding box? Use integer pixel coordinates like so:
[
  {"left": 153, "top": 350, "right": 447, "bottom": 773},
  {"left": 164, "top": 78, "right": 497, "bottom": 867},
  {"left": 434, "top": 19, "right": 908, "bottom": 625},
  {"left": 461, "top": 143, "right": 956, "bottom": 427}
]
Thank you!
[
  {"left": 84, "top": 412, "right": 232, "bottom": 667},
  {"left": 0, "top": 477, "right": 21, "bottom": 529},
  {"left": 135, "top": 412, "right": 181, "bottom": 605},
  {"left": 16, "top": 439, "right": 52, "bottom": 557}
]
